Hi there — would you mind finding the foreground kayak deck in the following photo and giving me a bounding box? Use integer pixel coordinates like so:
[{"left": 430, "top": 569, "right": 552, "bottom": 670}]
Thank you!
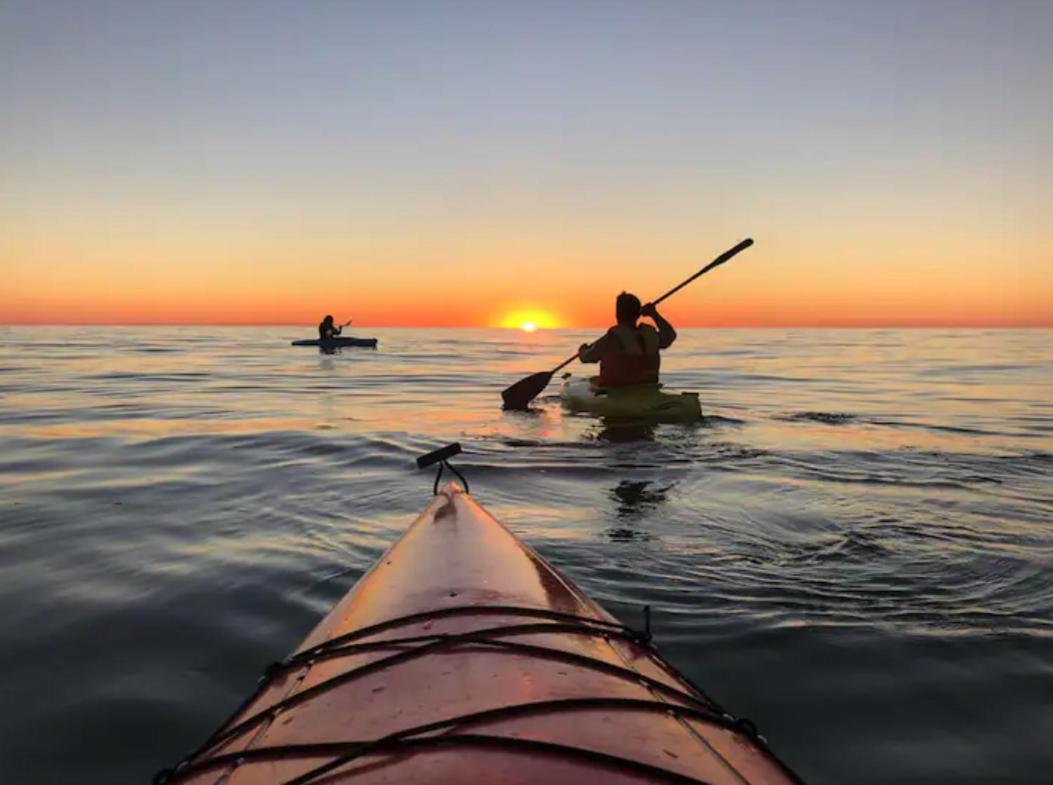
[
  {"left": 291, "top": 337, "right": 378, "bottom": 348},
  {"left": 160, "top": 483, "right": 801, "bottom": 785},
  {"left": 561, "top": 376, "right": 703, "bottom": 422}
]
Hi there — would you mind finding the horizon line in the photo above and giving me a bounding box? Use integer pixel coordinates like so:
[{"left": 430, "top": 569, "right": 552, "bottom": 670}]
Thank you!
[{"left": 2, "top": 322, "right": 1051, "bottom": 329}]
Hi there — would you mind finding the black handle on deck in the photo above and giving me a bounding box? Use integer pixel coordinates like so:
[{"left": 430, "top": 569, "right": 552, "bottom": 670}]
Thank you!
[
  {"left": 417, "top": 442, "right": 462, "bottom": 469},
  {"left": 417, "top": 443, "right": 469, "bottom": 494}
]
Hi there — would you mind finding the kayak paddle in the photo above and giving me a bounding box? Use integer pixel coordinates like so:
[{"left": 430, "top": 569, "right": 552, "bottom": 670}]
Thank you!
[{"left": 500, "top": 238, "right": 754, "bottom": 410}]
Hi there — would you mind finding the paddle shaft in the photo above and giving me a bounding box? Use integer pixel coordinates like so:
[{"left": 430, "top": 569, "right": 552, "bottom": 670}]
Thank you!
[
  {"left": 652, "top": 237, "right": 752, "bottom": 305},
  {"left": 548, "top": 238, "right": 753, "bottom": 374}
]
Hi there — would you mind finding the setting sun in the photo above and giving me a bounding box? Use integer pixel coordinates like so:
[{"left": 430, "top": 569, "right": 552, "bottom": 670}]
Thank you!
[{"left": 498, "top": 309, "right": 561, "bottom": 331}]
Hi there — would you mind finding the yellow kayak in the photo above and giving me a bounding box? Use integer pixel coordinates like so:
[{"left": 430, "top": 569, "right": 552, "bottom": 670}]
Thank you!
[{"left": 560, "top": 376, "right": 702, "bottom": 422}]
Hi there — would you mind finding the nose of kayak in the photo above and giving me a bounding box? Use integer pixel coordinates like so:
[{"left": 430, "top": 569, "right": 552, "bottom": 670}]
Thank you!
[{"left": 158, "top": 470, "right": 804, "bottom": 785}]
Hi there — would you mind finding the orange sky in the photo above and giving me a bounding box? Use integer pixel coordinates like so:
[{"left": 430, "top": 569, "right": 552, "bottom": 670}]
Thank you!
[
  {"left": 2, "top": 3, "right": 1051, "bottom": 328},
  {"left": 3, "top": 214, "right": 1049, "bottom": 327}
]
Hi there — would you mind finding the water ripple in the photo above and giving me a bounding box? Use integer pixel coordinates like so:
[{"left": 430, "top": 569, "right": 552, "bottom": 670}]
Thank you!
[{"left": 0, "top": 326, "right": 1051, "bottom": 785}]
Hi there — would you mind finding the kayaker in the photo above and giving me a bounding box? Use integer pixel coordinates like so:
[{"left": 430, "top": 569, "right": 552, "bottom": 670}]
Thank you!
[
  {"left": 318, "top": 315, "right": 349, "bottom": 341},
  {"left": 578, "top": 292, "right": 676, "bottom": 387}
]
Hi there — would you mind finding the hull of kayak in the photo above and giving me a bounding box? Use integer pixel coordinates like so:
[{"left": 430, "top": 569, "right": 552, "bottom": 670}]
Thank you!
[
  {"left": 560, "top": 376, "right": 702, "bottom": 422},
  {"left": 291, "top": 337, "right": 378, "bottom": 348},
  {"left": 162, "top": 484, "right": 799, "bottom": 785}
]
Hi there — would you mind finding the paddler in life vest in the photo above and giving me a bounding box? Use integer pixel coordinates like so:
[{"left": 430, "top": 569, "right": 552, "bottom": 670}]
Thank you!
[{"left": 577, "top": 292, "right": 677, "bottom": 387}]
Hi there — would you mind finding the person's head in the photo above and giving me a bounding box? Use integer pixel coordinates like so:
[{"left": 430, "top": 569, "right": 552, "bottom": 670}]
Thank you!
[
  {"left": 322, "top": 315, "right": 334, "bottom": 326},
  {"left": 615, "top": 292, "right": 641, "bottom": 326}
]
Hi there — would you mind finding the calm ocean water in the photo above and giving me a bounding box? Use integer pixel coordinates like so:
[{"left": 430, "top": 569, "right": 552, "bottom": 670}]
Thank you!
[{"left": 1, "top": 326, "right": 1051, "bottom": 784}]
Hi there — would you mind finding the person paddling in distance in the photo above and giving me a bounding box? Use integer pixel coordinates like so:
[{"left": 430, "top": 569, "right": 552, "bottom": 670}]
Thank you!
[
  {"left": 501, "top": 240, "right": 750, "bottom": 410},
  {"left": 318, "top": 315, "right": 351, "bottom": 341},
  {"left": 577, "top": 292, "right": 677, "bottom": 387}
]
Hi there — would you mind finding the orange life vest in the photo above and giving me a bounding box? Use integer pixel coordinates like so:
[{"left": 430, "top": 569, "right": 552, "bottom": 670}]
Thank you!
[
  {"left": 597, "top": 325, "right": 661, "bottom": 387},
  {"left": 599, "top": 353, "right": 661, "bottom": 387}
]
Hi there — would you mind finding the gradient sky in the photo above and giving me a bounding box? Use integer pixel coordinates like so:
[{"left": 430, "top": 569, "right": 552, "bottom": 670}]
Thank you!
[{"left": 2, "top": 0, "right": 1050, "bottom": 327}]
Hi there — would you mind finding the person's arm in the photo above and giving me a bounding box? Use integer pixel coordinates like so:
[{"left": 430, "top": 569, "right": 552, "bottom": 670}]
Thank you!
[
  {"left": 333, "top": 325, "right": 343, "bottom": 336},
  {"left": 578, "top": 331, "right": 612, "bottom": 363},
  {"left": 641, "top": 303, "right": 676, "bottom": 349}
]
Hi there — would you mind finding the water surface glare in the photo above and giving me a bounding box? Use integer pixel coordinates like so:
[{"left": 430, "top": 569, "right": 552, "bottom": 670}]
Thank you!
[{"left": 1, "top": 326, "right": 1051, "bottom": 784}]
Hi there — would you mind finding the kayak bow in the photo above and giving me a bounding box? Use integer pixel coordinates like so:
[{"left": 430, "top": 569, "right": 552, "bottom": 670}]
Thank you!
[
  {"left": 158, "top": 480, "right": 801, "bottom": 785},
  {"left": 291, "top": 337, "right": 378, "bottom": 348}
]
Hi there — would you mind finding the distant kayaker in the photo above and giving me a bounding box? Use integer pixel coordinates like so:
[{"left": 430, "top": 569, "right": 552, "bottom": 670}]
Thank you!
[
  {"left": 318, "top": 315, "right": 351, "bottom": 341},
  {"left": 577, "top": 292, "right": 676, "bottom": 387}
]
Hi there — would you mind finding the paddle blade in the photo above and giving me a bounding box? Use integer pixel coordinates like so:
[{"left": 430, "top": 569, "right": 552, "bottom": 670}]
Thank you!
[{"left": 501, "top": 370, "right": 554, "bottom": 410}]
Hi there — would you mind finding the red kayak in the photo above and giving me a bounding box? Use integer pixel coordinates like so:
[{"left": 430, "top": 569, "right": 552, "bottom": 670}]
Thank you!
[{"left": 158, "top": 478, "right": 803, "bottom": 785}]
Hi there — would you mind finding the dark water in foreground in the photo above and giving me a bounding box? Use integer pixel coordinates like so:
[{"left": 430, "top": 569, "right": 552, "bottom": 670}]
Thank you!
[{"left": 1, "top": 326, "right": 1051, "bottom": 784}]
